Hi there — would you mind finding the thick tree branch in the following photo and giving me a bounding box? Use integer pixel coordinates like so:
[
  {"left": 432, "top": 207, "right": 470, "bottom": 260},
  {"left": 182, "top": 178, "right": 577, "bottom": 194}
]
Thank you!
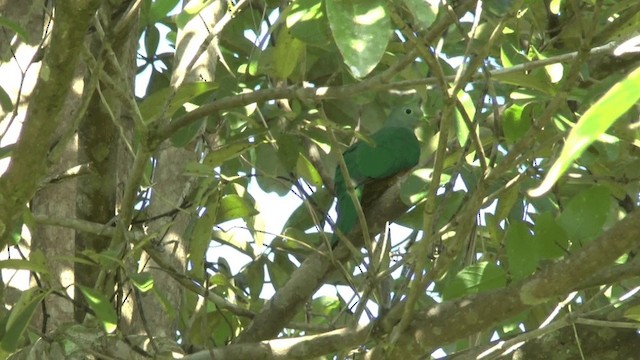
[
  {"left": 370, "top": 209, "right": 640, "bottom": 358},
  {"left": 0, "top": 0, "right": 102, "bottom": 244},
  {"left": 185, "top": 324, "right": 372, "bottom": 360},
  {"left": 34, "top": 192, "right": 640, "bottom": 358}
]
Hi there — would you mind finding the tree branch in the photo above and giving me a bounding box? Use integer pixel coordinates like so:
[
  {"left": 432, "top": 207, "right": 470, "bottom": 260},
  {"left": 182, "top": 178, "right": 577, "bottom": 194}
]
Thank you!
[
  {"left": 0, "top": 0, "right": 102, "bottom": 244},
  {"left": 370, "top": 208, "right": 640, "bottom": 358},
  {"left": 151, "top": 37, "right": 624, "bottom": 150}
]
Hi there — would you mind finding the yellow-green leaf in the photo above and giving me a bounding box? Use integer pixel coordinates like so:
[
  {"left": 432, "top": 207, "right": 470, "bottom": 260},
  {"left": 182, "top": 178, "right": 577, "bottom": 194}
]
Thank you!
[
  {"left": 274, "top": 28, "right": 305, "bottom": 79},
  {"left": 217, "top": 194, "right": 259, "bottom": 223},
  {"left": 78, "top": 286, "right": 117, "bottom": 333},
  {"left": 530, "top": 65, "right": 640, "bottom": 197},
  {"left": 296, "top": 154, "right": 323, "bottom": 187}
]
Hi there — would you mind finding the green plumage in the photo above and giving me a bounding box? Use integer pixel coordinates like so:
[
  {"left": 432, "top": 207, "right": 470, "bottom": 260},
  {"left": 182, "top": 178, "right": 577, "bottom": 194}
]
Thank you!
[{"left": 332, "top": 103, "right": 422, "bottom": 244}]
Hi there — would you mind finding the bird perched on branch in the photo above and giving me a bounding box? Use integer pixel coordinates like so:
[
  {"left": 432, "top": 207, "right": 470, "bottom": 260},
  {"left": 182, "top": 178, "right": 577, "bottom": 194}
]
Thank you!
[{"left": 332, "top": 102, "right": 422, "bottom": 245}]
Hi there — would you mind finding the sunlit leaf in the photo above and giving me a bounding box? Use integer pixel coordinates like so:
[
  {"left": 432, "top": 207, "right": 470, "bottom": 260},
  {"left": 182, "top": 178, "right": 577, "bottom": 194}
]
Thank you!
[
  {"left": 138, "top": 82, "right": 218, "bottom": 123},
  {"left": 624, "top": 304, "right": 640, "bottom": 322},
  {"left": 217, "top": 194, "right": 259, "bottom": 223},
  {"left": 273, "top": 27, "right": 305, "bottom": 79},
  {"left": 401, "top": 0, "right": 438, "bottom": 29},
  {"left": 494, "top": 182, "right": 521, "bottom": 221},
  {"left": 78, "top": 286, "right": 117, "bottom": 333},
  {"left": 325, "top": 0, "right": 391, "bottom": 78},
  {"left": 287, "top": 0, "right": 331, "bottom": 46},
  {"left": 296, "top": 154, "right": 323, "bottom": 188},
  {"left": 130, "top": 272, "right": 154, "bottom": 293},
  {"left": 400, "top": 168, "right": 434, "bottom": 205},
  {"left": 502, "top": 103, "right": 531, "bottom": 143},
  {"left": 530, "top": 65, "right": 640, "bottom": 196}
]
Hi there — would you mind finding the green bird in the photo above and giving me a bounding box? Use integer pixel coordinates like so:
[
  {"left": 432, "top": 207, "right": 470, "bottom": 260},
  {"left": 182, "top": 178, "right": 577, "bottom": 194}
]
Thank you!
[{"left": 332, "top": 102, "right": 422, "bottom": 245}]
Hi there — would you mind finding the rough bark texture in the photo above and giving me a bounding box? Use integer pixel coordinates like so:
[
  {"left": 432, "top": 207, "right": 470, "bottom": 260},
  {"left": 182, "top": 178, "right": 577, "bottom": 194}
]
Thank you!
[
  {"left": 0, "top": 0, "right": 102, "bottom": 245},
  {"left": 31, "top": 81, "right": 83, "bottom": 329},
  {"left": 0, "top": 0, "right": 80, "bottom": 330},
  {"left": 74, "top": 1, "right": 138, "bottom": 321}
]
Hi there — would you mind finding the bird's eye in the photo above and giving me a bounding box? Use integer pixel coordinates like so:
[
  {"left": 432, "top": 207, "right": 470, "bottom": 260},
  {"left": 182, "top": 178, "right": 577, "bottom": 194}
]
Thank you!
[{"left": 405, "top": 108, "right": 413, "bottom": 115}]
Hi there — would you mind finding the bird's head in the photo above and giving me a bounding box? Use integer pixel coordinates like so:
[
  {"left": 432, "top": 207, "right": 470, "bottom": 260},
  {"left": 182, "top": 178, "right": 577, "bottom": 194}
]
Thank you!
[{"left": 386, "top": 102, "right": 423, "bottom": 129}]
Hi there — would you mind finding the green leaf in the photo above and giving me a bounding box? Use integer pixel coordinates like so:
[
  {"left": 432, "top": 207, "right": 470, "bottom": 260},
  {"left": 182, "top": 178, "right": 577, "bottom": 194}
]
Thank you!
[
  {"left": 502, "top": 104, "right": 532, "bottom": 143},
  {"left": 530, "top": 65, "right": 640, "bottom": 196},
  {"left": 325, "top": 0, "right": 391, "bottom": 78},
  {"left": 0, "top": 144, "right": 14, "bottom": 160},
  {"left": 533, "top": 212, "right": 568, "bottom": 259},
  {"left": 130, "top": 272, "right": 154, "bottom": 293},
  {"left": 401, "top": 0, "right": 438, "bottom": 29},
  {"left": 623, "top": 304, "right": 640, "bottom": 322},
  {"left": 455, "top": 91, "right": 475, "bottom": 146},
  {"left": 217, "top": 194, "right": 259, "bottom": 223},
  {"left": 500, "top": 43, "right": 529, "bottom": 68},
  {"left": 441, "top": 262, "right": 506, "bottom": 301},
  {"left": 78, "top": 286, "right": 117, "bottom": 333},
  {"left": 144, "top": 24, "right": 160, "bottom": 59},
  {"left": 268, "top": 253, "right": 296, "bottom": 290},
  {"left": 273, "top": 28, "right": 305, "bottom": 79},
  {"left": 0, "top": 259, "right": 48, "bottom": 274},
  {"left": 0, "top": 15, "right": 29, "bottom": 42},
  {"left": 208, "top": 140, "right": 260, "bottom": 168},
  {"left": 211, "top": 228, "right": 254, "bottom": 257},
  {"left": 0, "top": 84, "right": 13, "bottom": 113},
  {"left": 557, "top": 185, "right": 611, "bottom": 243},
  {"left": 1, "top": 288, "right": 47, "bottom": 352},
  {"left": 276, "top": 134, "right": 300, "bottom": 170},
  {"left": 494, "top": 70, "right": 555, "bottom": 96},
  {"left": 506, "top": 221, "right": 538, "bottom": 280},
  {"left": 245, "top": 258, "right": 265, "bottom": 298},
  {"left": 255, "top": 143, "right": 292, "bottom": 196},
  {"left": 400, "top": 168, "right": 434, "bottom": 205},
  {"left": 138, "top": 81, "right": 218, "bottom": 123},
  {"left": 494, "top": 182, "right": 521, "bottom": 221},
  {"left": 296, "top": 154, "right": 323, "bottom": 188},
  {"left": 170, "top": 111, "right": 204, "bottom": 147},
  {"left": 190, "top": 192, "right": 219, "bottom": 277},
  {"left": 287, "top": 0, "right": 331, "bottom": 46},
  {"left": 146, "top": 0, "right": 180, "bottom": 24},
  {"left": 93, "top": 248, "right": 124, "bottom": 272},
  {"left": 311, "top": 295, "right": 341, "bottom": 323}
]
